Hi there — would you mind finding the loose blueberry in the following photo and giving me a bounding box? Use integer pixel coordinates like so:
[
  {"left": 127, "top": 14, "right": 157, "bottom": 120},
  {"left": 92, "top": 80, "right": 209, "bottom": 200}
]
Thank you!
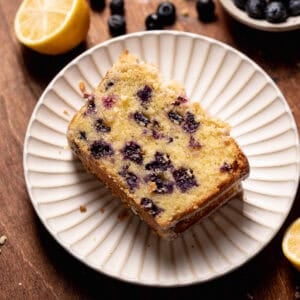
[
  {"left": 168, "top": 110, "right": 184, "bottom": 125},
  {"left": 182, "top": 112, "right": 200, "bottom": 133},
  {"left": 122, "top": 141, "right": 143, "bottom": 164},
  {"left": 90, "top": 140, "right": 114, "bottom": 159},
  {"left": 245, "top": 0, "right": 266, "bottom": 19},
  {"left": 145, "top": 13, "right": 164, "bottom": 30},
  {"left": 108, "top": 15, "right": 126, "bottom": 37},
  {"left": 145, "top": 152, "right": 172, "bottom": 172},
  {"left": 157, "top": 2, "right": 176, "bottom": 26},
  {"left": 289, "top": 0, "right": 300, "bottom": 16},
  {"left": 196, "top": 0, "right": 216, "bottom": 22},
  {"left": 109, "top": 0, "right": 124, "bottom": 15},
  {"left": 189, "top": 136, "right": 202, "bottom": 149},
  {"left": 140, "top": 198, "right": 164, "bottom": 217},
  {"left": 79, "top": 131, "right": 87, "bottom": 140},
  {"left": 265, "top": 1, "right": 288, "bottom": 23},
  {"left": 119, "top": 166, "right": 140, "bottom": 191},
  {"left": 133, "top": 111, "right": 151, "bottom": 127},
  {"left": 90, "top": 0, "right": 106, "bottom": 11},
  {"left": 172, "top": 167, "right": 198, "bottom": 192},
  {"left": 95, "top": 118, "right": 111, "bottom": 133},
  {"left": 172, "top": 96, "right": 188, "bottom": 106},
  {"left": 102, "top": 95, "right": 117, "bottom": 109},
  {"left": 136, "top": 85, "right": 152, "bottom": 104},
  {"left": 233, "top": 0, "right": 247, "bottom": 9}
]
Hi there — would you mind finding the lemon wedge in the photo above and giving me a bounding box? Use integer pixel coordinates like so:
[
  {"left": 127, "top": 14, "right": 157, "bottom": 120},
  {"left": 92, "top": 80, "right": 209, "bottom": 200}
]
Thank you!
[
  {"left": 282, "top": 218, "right": 300, "bottom": 271},
  {"left": 14, "top": 0, "right": 90, "bottom": 55}
]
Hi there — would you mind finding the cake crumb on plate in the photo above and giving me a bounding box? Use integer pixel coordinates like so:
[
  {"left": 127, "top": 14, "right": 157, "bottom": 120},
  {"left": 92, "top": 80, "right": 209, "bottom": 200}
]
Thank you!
[
  {"left": 80, "top": 205, "right": 87, "bottom": 213},
  {"left": 79, "top": 81, "right": 86, "bottom": 93}
]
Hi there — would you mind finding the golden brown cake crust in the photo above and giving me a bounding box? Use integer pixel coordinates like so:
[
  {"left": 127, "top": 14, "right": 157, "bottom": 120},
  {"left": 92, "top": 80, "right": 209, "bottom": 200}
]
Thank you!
[
  {"left": 173, "top": 184, "right": 243, "bottom": 234},
  {"left": 67, "top": 51, "right": 250, "bottom": 239}
]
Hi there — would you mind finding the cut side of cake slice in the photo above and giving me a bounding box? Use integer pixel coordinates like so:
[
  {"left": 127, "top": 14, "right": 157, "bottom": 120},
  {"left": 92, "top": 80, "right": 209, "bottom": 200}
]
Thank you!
[{"left": 67, "top": 51, "right": 249, "bottom": 239}]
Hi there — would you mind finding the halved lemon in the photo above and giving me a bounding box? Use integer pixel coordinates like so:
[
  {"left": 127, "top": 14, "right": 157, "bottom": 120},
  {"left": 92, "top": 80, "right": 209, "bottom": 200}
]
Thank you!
[
  {"left": 14, "top": 0, "right": 90, "bottom": 55},
  {"left": 282, "top": 218, "right": 300, "bottom": 271}
]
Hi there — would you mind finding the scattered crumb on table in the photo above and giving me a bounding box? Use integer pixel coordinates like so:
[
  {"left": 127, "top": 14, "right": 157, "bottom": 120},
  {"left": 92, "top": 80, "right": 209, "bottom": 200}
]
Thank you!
[
  {"left": 99, "top": 207, "right": 105, "bottom": 213},
  {"left": 79, "top": 81, "right": 86, "bottom": 93},
  {"left": 18, "top": 283, "right": 22, "bottom": 286},
  {"left": 80, "top": 205, "right": 87, "bottom": 213},
  {"left": 181, "top": 8, "right": 189, "bottom": 17},
  {"left": 0, "top": 235, "right": 7, "bottom": 245},
  {"left": 63, "top": 110, "right": 70, "bottom": 116}
]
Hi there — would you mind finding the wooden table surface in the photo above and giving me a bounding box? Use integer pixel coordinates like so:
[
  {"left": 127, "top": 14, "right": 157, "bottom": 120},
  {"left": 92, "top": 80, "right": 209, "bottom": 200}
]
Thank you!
[{"left": 1, "top": 0, "right": 300, "bottom": 299}]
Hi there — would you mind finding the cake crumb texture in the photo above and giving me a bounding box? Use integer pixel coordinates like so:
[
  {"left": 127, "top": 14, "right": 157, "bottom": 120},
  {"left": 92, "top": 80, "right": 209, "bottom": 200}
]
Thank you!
[{"left": 67, "top": 51, "right": 249, "bottom": 238}]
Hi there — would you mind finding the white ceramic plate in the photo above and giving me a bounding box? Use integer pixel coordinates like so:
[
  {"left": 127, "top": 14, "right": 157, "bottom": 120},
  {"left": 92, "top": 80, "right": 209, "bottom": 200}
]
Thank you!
[
  {"left": 220, "top": 0, "right": 300, "bottom": 32},
  {"left": 23, "top": 31, "right": 300, "bottom": 286}
]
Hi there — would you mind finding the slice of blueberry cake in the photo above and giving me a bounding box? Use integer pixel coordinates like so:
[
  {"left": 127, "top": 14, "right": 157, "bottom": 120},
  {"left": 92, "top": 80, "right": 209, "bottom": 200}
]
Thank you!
[{"left": 67, "top": 51, "right": 249, "bottom": 239}]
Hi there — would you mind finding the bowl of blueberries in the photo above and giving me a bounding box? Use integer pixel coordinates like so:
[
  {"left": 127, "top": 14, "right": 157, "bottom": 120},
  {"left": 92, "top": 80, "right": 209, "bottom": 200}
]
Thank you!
[{"left": 220, "top": 0, "right": 300, "bottom": 31}]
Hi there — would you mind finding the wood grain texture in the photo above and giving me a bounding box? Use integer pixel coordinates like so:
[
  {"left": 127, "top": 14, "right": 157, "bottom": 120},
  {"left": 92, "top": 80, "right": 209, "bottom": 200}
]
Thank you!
[{"left": 0, "top": 0, "right": 300, "bottom": 299}]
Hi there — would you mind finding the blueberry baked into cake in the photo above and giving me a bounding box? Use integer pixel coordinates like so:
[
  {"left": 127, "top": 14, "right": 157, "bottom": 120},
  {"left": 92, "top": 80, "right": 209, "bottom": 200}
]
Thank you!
[{"left": 67, "top": 51, "right": 249, "bottom": 239}]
